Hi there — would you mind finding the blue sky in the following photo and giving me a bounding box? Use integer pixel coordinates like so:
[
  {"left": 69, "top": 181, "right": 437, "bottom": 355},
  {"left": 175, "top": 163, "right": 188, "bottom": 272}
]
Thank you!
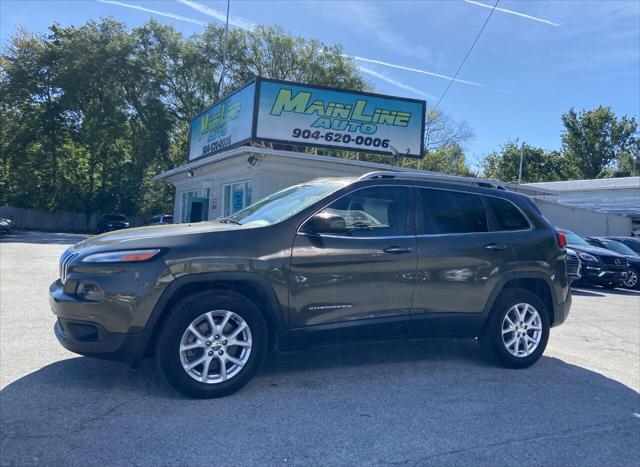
[{"left": 2, "top": 0, "right": 639, "bottom": 168}]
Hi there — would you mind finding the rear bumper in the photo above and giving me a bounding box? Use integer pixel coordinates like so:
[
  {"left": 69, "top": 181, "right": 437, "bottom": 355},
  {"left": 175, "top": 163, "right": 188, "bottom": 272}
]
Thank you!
[{"left": 552, "top": 290, "right": 571, "bottom": 327}]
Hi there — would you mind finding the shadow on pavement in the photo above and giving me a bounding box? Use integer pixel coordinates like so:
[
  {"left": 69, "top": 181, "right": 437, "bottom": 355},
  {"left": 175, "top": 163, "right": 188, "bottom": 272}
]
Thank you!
[
  {"left": 0, "top": 231, "right": 88, "bottom": 245},
  {"left": 1, "top": 338, "right": 639, "bottom": 465}
]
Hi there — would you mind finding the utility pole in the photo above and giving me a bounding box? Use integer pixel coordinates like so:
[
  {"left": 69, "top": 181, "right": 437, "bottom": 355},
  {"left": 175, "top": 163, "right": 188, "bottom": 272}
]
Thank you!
[
  {"left": 518, "top": 141, "right": 525, "bottom": 184},
  {"left": 219, "top": 0, "right": 231, "bottom": 97}
]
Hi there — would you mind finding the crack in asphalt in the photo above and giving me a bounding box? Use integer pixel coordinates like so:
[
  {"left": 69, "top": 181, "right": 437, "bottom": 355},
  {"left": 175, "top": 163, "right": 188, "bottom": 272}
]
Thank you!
[{"left": 379, "top": 417, "right": 639, "bottom": 465}]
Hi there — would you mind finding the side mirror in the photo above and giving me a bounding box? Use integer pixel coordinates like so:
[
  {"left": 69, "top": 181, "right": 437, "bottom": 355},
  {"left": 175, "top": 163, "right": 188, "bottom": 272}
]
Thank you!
[{"left": 303, "top": 210, "right": 346, "bottom": 235}]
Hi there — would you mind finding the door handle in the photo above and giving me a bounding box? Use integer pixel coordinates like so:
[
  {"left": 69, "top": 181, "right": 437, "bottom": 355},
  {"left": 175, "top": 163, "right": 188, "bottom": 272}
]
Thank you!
[
  {"left": 484, "top": 243, "right": 508, "bottom": 251},
  {"left": 383, "top": 246, "right": 413, "bottom": 254}
]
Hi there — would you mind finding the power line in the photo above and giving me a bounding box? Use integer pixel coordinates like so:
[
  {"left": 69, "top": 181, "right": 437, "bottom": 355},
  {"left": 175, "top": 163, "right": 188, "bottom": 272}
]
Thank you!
[{"left": 434, "top": 0, "right": 500, "bottom": 109}]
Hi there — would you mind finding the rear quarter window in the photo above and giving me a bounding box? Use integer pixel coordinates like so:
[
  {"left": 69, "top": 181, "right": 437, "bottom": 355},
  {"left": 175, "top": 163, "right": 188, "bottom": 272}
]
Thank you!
[{"left": 485, "top": 197, "right": 530, "bottom": 231}]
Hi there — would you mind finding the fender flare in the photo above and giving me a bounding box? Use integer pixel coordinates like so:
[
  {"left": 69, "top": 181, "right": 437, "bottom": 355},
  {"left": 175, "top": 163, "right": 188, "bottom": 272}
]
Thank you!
[
  {"left": 481, "top": 271, "right": 559, "bottom": 323},
  {"left": 139, "top": 271, "right": 287, "bottom": 359}
]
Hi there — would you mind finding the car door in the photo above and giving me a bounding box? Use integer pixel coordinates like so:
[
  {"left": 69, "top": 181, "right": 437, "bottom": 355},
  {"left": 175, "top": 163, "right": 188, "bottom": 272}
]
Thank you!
[
  {"left": 288, "top": 185, "right": 418, "bottom": 329},
  {"left": 411, "top": 187, "right": 514, "bottom": 326}
]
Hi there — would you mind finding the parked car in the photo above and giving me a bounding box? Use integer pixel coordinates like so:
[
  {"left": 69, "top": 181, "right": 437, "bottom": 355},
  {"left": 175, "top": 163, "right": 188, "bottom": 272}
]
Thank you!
[
  {"left": 148, "top": 215, "right": 174, "bottom": 226},
  {"left": 605, "top": 236, "right": 640, "bottom": 256},
  {"left": 51, "top": 171, "right": 572, "bottom": 398},
  {"left": 96, "top": 214, "right": 130, "bottom": 234},
  {"left": 558, "top": 228, "right": 628, "bottom": 289},
  {"left": 585, "top": 237, "right": 640, "bottom": 290},
  {"left": 565, "top": 248, "right": 581, "bottom": 284},
  {"left": 0, "top": 217, "right": 14, "bottom": 234}
]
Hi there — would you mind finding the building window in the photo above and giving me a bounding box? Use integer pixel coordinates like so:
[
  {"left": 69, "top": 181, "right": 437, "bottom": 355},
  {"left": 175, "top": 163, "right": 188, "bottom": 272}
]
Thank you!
[
  {"left": 222, "top": 180, "right": 253, "bottom": 217},
  {"left": 180, "top": 190, "right": 198, "bottom": 222}
]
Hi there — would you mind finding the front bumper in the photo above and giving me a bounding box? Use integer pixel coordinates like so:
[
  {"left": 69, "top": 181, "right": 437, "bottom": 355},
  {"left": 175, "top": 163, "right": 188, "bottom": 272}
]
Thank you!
[
  {"left": 54, "top": 317, "right": 148, "bottom": 366},
  {"left": 579, "top": 265, "right": 627, "bottom": 284},
  {"left": 49, "top": 263, "right": 171, "bottom": 365}
]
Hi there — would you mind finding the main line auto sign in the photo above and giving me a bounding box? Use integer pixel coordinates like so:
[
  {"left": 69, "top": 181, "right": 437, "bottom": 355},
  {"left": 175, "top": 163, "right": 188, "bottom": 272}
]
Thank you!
[{"left": 188, "top": 77, "right": 426, "bottom": 161}]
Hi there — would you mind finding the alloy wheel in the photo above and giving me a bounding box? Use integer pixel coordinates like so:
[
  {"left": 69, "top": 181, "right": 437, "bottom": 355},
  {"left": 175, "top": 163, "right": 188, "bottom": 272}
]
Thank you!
[
  {"left": 624, "top": 270, "right": 638, "bottom": 289},
  {"left": 501, "top": 303, "right": 543, "bottom": 358},
  {"left": 179, "top": 310, "right": 252, "bottom": 384}
]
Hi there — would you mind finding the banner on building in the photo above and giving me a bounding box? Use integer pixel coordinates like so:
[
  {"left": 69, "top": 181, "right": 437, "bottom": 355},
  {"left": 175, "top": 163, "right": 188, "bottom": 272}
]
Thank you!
[{"left": 188, "top": 78, "right": 426, "bottom": 161}]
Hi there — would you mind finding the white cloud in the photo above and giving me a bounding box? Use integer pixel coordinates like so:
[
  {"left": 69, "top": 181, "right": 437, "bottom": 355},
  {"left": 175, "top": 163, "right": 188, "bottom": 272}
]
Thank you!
[
  {"left": 348, "top": 55, "right": 483, "bottom": 87},
  {"left": 357, "top": 66, "right": 435, "bottom": 100},
  {"left": 96, "top": 0, "right": 206, "bottom": 26},
  {"left": 177, "top": 0, "right": 255, "bottom": 30},
  {"left": 464, "top": 0, "right": 560, "bottom": 27}
]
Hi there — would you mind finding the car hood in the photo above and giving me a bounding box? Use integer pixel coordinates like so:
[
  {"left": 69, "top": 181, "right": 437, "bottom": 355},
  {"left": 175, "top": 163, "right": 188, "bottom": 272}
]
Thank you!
[
  {"left": 74, "top": 222, "right": 241, "bottom": 251},
  {"left": 568, "top": 243, "right": 625, "bottom": 257}
]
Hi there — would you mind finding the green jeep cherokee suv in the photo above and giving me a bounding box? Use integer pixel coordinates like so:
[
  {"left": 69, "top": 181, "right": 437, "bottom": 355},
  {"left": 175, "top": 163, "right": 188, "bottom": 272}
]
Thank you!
[{"left": 50, "top": 171, "right": 571, "bottom": 398}]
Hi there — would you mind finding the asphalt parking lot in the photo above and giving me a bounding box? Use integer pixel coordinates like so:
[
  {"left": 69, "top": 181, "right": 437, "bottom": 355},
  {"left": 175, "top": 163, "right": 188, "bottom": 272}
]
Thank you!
[{"left": 1, "top": 231, "right": 639, "bottom": 466}]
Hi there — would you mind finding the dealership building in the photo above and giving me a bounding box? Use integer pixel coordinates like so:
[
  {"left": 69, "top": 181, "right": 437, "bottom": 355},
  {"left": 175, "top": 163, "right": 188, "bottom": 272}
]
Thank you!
[{"left": 156, "top": 78, "right": 634, "bottom": 236}]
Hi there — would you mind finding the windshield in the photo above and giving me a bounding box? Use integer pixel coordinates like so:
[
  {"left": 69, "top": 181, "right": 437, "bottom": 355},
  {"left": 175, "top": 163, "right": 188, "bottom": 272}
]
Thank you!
[
  {"left": 602, "top": 239, "right": 639, "bottom": 257},
  {"left": 561, "top": 229, "right": 589, "bottom": 246},
  {"left": 227, "top": 178, "right": 354, "bottom": 227}
]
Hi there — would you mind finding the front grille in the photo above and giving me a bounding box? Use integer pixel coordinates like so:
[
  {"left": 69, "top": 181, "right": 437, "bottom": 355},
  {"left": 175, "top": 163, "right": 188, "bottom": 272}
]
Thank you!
[
  {"left": 566, "top": 255, "right": 580, "bottom": 275},
  {"left": 600, "top": 256, "right": 628, "bottom": 268},
  {"left": 59, "top": 248, "right": 79, "bottom": 283}
]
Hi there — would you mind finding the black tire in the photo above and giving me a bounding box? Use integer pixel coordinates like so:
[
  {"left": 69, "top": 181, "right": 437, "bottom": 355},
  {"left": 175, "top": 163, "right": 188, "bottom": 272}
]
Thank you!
[
  {"left": 481, "top": 288, "right": 550, "bottom": 369},
  {"left": 156, "top": 290, "right": 267, "bottom": 398}
]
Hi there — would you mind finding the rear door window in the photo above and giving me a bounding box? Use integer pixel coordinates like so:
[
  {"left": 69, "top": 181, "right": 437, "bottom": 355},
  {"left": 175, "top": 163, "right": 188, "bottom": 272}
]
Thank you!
[
  {"left": 485, "top": 197, "right": 530, "bottom": 231},
  {"left": 419, "top": 189, "right": 488, "bottom": 234}
]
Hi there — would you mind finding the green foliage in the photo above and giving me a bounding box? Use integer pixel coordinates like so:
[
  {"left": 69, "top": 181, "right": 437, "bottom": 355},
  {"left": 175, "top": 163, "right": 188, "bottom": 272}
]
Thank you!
[
  {"left": 481, "top": 141, "right": 572, "bottom": 183},
  {"left": 562, "top": 106, "right": 639, "bottom": 179},
  {"left": 0, "top": 19, "right": 367, "bottom": 216},
  {"left": 399, "top": 143, "right": 475, "bottom": 177},
  {"left": 482, "top": 107, "right": 639, "bottom": 182}
]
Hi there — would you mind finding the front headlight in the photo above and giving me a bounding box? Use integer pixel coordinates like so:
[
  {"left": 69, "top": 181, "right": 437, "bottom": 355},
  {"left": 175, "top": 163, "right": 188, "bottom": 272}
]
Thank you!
[
  {"left": 578, "top": 251, "right": 599, "bottom": 263},
  {"left": 81, "top": 249, "right": 162, "bottom": 263}
]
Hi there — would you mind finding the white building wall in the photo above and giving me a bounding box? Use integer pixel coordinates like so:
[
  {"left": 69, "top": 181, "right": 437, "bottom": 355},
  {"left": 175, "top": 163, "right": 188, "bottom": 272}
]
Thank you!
[
  {"left": 160, "top": 148, "right": 633, "bottom": 236},
  {"left": 535, "top": 199, "right": 632, "bottom": 236}
]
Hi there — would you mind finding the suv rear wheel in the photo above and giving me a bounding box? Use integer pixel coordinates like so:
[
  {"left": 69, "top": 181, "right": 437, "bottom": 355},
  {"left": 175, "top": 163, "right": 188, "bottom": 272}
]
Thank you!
[
  {"left": 156, "top": 290, "right": 267, "bottom": 398},
  {"left": 482, "top": 288, "right": 550, "bottom": 368}
]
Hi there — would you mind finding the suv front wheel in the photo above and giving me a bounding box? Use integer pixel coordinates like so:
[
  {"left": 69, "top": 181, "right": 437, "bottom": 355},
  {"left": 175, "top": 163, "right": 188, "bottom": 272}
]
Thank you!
[
  {"left": 156, "top": 290, "right": 267, "bottom": 398},
  {"left": 482, "top": 288, "right": 550, "bottom": 368}
]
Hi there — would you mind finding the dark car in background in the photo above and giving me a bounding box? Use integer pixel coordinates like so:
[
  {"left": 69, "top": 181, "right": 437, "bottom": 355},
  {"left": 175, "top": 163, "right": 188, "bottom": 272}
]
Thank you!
[
  {"left": 148, "top": 215, "right": 174, "bottom": 226},
  {"left": 558, "top": 229, "right": 628, "bottom": 289},
  {"left": 96, "top": 214, "right": 130, "bottom": 234},
  {"left": 586, "top": 237, "right": 640, "bottom": 290},
  {"left": 605, "top": 236, "right": 640, "bottom": 256},
  {"left": 0, "top": 217, "right": 14, "bottom": 234}
]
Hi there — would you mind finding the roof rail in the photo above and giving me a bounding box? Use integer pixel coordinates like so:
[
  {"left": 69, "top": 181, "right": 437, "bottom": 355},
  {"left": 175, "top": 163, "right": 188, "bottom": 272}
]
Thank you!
[{"left": 359, "top": 171, "right": 507, "bottom": 190}]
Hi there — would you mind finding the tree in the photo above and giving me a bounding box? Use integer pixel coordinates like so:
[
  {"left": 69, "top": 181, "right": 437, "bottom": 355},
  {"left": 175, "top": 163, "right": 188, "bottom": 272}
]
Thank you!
[
  {"left": 0, "top": 19, "right": 368, "bottom": 217},
  {"left": 561, "top": 106, "right": 639, "bottom": 179},
  {"left": 481, "top": 140, "right": 571, "bottom": 183},
  {"left": 399, "top": 143, "right": 475, "bottom": 176},
  {"left": 423, "top": 106, "right": 473, "bottom": 152}
]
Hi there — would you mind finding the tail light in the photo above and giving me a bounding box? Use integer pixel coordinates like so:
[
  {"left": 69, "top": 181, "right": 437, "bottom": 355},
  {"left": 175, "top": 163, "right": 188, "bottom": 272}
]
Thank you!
[{"left": 556, "top": 231, "right": 567, "bottom": 249}]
